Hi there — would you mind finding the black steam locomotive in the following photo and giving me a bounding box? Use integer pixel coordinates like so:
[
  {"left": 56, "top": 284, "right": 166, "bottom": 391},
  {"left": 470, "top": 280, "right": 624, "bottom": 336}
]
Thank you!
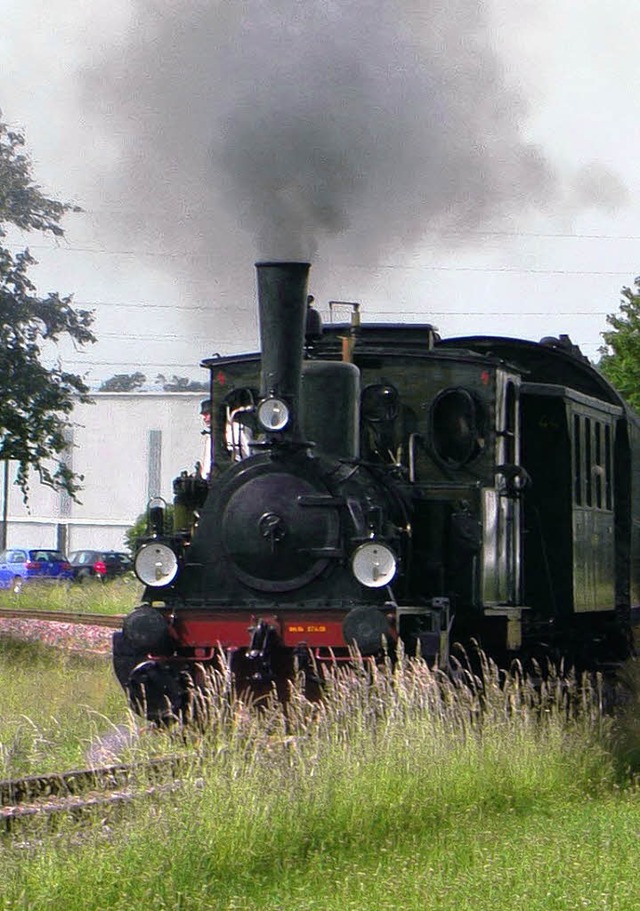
[{"left": 113, "top": 261, "right": 640, "bottom": 720}]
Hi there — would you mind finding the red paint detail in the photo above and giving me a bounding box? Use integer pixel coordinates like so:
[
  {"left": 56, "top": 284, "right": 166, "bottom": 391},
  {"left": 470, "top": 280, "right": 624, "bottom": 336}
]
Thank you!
[
  {"left": 480, "top": 370, "right": 490, "bottom": 385},
  {"left": 215, "top": 371, "right": 226, "bottom": 385},
  {"left": 167, "top": 610, "right": 349, "bottom": 650}
]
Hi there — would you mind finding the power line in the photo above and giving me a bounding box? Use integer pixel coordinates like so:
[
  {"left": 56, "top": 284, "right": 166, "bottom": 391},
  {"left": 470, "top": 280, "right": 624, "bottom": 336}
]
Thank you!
[
  {"left": 88, "top": 312, "right": 615, "bottom": 326},
  {"left": 33, "top": 212, "right": 640, "bottom": 241},
  {"left": 5, "top": 241, "right": 640, "bottom": 277},
  {"left": 47, "top": 359, "right": 215, "bottom": 369},
  {"left": 345, "top": 264, "right": 638, "bottom": 277},
  {"left": 83, "top": 302, "right": 217, "bottom": 311},
  {"left": 76, "top": 301, "right": 250, "bottom": 312},
  {"left": 369, "top": 310, "right": 614, "bottom": 317},
  {"left": 32, "top": 295, "right": 619, "bottom": 316},
  {"left": 73, "top": 311, "right": 615, "bottom": 344},
  {"left": 65, "top": 316, "right": 612, "bottom": 351},
  {"left": 57, "top": 338, "right": 609, "bottom": 369}
]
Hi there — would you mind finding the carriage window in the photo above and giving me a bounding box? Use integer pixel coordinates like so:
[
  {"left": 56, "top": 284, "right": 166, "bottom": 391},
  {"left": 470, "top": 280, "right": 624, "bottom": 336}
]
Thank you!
[
  {"left": 584, "top": 418, "right": 592, "bottom": 507},
  {"left": 573, "top": 414, "right": 582, "bottom": 505},
  {"left": 430, "top": 388, "right": 483, "bottom": 468},
  {"left": 574, "top": 414, "right": 612, "bottom": 511},
  {"left": 594, "top": 422, "right": 602, "bottom": 509},
  {"left": 605, "top": 425, "right": 612, "bottom": 509}
]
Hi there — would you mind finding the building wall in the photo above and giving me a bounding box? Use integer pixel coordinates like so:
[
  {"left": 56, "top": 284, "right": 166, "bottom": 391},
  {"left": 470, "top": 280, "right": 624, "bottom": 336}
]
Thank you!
[{"left": 0, "top": 392, "right": 206, "bottom": 553}]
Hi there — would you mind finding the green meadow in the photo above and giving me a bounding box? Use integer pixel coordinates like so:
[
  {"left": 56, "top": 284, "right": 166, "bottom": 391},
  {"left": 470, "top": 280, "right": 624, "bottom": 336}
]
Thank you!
[
  {"left": 0, "top": 576, "right": 141, "bottom": 616},
  {"left": 1, "top": 641, "right": 640, "bottom": 910}
]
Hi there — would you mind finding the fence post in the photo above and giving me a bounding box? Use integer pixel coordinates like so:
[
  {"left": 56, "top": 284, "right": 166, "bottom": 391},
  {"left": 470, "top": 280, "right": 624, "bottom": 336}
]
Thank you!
[{"left": 1, "top": 460, "right": 8, "bottom": 551}]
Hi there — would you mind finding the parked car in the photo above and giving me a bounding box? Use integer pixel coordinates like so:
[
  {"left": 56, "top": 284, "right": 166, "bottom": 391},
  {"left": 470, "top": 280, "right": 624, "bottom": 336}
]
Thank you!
[
  {"left": 0, "top": 548, "right": 74, "bottom": 593},
  {"left": 68, "top": 550, "right": 134, "bottom": 583}
]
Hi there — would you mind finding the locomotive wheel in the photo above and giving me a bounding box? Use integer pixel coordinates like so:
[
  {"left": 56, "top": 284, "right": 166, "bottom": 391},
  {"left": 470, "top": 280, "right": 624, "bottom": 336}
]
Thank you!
[
  {"left": 112, "top": 629, "right": 146, "bottom": 690},
  {"left": 127, "top": 661, "right": 186, "bottom": 724}
]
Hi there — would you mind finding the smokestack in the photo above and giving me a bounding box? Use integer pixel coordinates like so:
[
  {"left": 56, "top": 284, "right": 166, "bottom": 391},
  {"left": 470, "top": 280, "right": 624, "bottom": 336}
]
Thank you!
[{"left": 256, "top": 261, "right": 311, "bottom": 435}]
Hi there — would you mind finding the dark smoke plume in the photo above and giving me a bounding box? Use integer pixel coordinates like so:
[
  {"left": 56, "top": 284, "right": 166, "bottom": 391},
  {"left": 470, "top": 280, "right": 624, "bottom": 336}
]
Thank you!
[{"left": 81, "top": 0, "right": 623, "bottom": 316}]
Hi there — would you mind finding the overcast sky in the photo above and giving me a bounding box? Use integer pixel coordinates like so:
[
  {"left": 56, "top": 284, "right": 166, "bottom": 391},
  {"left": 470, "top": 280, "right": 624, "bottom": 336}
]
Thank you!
[{"left": 2, "top": 0, "right": 640, "bottom": 386}]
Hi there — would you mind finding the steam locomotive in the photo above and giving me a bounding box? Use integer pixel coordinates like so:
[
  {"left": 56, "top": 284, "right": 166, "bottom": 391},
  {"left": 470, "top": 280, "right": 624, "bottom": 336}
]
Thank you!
[{"left": 113, "top": 261, "right": 640, "bottom": 720}]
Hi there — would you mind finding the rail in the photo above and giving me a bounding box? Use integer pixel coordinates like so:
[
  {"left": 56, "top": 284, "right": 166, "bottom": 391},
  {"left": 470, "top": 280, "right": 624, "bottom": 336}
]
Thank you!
[
  {"left": 0, "top": 608, "right": 124, "bottom": 629},
  {"left": 0, "top": 755, "right": 192, "bottom": 832}
]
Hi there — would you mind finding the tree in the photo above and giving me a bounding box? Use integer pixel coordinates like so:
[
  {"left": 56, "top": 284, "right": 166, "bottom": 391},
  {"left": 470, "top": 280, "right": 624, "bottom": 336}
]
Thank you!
[
  {"left": 99, "top": 372, "right": 146, "bottom": 392},
  {"left": 124, "top": 505, "right": 174, "bottom": 553},
  {"left": 0, "top": 114, "right": 95, "bottom": 499},
  {"left": 599, "top": 277, "right": 640, "bottom": 411},
  {"left": 155, "top": 374, "right": 208, "bottom": 392}
]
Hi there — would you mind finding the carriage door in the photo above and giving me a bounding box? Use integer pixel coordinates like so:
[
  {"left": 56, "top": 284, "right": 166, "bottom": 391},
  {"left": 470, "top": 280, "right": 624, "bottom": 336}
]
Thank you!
[{"left": 482, "top": 374, "right": 521, "bottom": 605}]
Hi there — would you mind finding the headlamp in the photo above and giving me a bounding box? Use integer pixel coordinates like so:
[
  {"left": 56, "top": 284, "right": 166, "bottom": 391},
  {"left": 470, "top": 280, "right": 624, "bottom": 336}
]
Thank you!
[
  {"left": 257, "top": 397, "right": 290, "bottom": 432},
  {"left": 135, "top": 542, "right": 179, "bottom": 587},
  {"left": 351, "top": 541, "right": 397, "bottom": 588}
]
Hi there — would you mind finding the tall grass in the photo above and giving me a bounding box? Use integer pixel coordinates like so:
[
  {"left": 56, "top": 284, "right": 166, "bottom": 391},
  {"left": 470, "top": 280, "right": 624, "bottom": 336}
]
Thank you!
[
  {"left": 606, "top": 654, "right": 640, "bottom": 775},
  {"left": 3, "top": 653, "right": 636, "bottom": 910}
]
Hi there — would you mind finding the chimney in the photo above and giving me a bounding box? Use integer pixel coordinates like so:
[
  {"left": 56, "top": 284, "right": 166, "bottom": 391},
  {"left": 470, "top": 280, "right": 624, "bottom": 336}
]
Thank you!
[{"left": 256, "top": 261, "right": 311, "bottom": 437}]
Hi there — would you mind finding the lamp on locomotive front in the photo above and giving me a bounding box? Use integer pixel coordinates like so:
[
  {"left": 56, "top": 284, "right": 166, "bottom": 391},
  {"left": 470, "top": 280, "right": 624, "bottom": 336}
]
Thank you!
[
  {"left": 257, "top": 396, "right": 290, "bottom": 432},
  {"left": 351, "top": 541, "right": 397, "bottom": 588}
]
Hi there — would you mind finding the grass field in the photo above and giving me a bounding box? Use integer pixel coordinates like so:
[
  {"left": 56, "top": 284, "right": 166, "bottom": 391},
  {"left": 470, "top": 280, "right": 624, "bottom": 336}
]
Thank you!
[
  {"left": 0, "top": 638, "right": 138, "bottom": 775},
  {"left": 0, "top": 576, "right": 142, "bottom": 616},
  {"left": 1, "top": 648, "right": 639, "bottom": 910}
]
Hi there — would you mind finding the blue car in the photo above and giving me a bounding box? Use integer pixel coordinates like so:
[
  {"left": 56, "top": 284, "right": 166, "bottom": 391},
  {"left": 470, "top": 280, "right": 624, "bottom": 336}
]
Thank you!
[{"left": 0, "top": 548, "right": 74, "bottom": 593}]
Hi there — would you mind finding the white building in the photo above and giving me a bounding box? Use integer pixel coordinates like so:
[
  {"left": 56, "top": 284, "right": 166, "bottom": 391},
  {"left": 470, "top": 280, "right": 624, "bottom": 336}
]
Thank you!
[{"left": 0, "top": 392, "right": 207, "bottom": 554}]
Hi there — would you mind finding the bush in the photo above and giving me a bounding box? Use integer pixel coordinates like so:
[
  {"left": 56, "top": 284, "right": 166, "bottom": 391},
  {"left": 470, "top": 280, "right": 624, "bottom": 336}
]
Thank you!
[{"left": 124, "top": 504, "right": 175, "bottom": 553}]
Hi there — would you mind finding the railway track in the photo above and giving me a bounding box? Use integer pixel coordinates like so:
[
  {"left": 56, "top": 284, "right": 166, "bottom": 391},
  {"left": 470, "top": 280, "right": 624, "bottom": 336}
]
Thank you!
[
  {"left": 0, "top": 612, "right": 188, "bottom": 834},
  {"left": 0, "top": 755, "right": 192, "bottom": 833},
  {"left": 0, "top": 608, "right": 123, "bottom": 628}
]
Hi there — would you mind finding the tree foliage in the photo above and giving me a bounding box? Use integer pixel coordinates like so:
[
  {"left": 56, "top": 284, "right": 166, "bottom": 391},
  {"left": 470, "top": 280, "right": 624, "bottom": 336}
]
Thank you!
[
  {"left": 156, "top": 374, "right": 208, "bottom": 392},
  {"left": 599, "top": 277, "right": 640, "bottom": 411},
  {"left": 0, "top": 114, "right": 95, "bottom": 498},
  {"left": 124, "top": 505, "right": 174, "bottom": 553},
  {"left": 99, "top": 372, "right": 146, "bottom": 392},
  {"left": 98, "top": 373, "right": 207, "bottom": 392}
]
